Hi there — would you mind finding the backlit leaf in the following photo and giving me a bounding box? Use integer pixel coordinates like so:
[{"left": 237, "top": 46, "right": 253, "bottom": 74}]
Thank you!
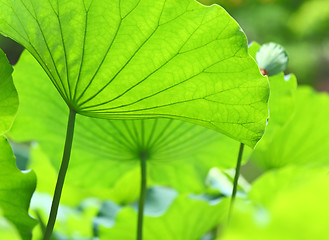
[
  {"left": 0, "top": 0, "right": 269, "bottom": 146},
  {"left": 10, "top": 51, "right": 241, "bottom": 197}
]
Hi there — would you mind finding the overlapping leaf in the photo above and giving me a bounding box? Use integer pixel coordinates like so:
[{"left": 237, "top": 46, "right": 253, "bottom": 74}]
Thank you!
[
  {"left": 0, "top": 49, "right": 18, "bottom": 133},
  {"left": 249, "top": 72, "right": 297, "bottom": 168},
  {"left": 10, "top": 51, "right": 241, "bottom": 198},
  {"left": 0, "top": 49, "right": 36, "bottom": 239},
  {"left": 0, "top": 0, "right": 269, "bottom": 146},
  {"left": 0, "top": 138, "right": 37, "bottom": 240}
]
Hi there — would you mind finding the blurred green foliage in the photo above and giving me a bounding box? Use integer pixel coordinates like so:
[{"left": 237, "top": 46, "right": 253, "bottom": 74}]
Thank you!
[
  {"left": 198, "top": 0, "right": 329, "bottom": 86},
  {"left": 222, "top": 166, "right": 329, "bottom": 240}
]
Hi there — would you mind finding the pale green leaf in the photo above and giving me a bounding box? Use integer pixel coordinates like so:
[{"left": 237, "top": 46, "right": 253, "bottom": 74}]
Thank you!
[
  {"left": 0, "top": 48, "right": 36, "bottom": 240},
  {"left": 0, "top": 0, "right": 269, "bottom": 146},
  {"left": 250, "top": 73, "right": 296, "bottom": 165},
  {"left": 0, "top": 49, "right": 18, "bottom": 134},
  {"left": 222, "top": 166, "right": 329, "bottom": 240},
  {"left": 0, "top": 137, "right": 37, "bottom": 240},
  {"left": 0, "top": 212, "right": 21, "bottom": 240},
  {"left": 251, "top": 87, "right": 329, "bottom": 169}
]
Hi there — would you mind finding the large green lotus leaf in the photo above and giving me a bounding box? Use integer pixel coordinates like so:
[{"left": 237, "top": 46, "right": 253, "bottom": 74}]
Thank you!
[
  {"left": 100, "top": 195, "right": 229, "bottom": 240},
  {"left": 0, "top": 137, "right": 37, "bottom": 240},
  {"left": 222, "top": 166, "right": 329, "bottom": 240},
  {"left": 10, "top": 51, "right": 242, "bottom": 196},
  {"left": 0, "top": 49, "right": 18, "bottom": 134},
  {"left": 250, "top": 86, "right": 329, "bottom": 169},
  {"left": 0, "top": 0, "right": 269, "bottom": 147}
]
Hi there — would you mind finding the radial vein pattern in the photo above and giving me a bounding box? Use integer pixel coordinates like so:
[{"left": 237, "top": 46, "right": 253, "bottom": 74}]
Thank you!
[{"left": 0, "top": 0, "right": 269, "bottom": 146}]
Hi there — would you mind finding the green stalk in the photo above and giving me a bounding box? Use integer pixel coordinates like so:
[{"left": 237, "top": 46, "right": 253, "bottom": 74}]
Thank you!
[
  {"left": 35, "top": 210, "right": 46, "bottom": 235},
  {"left": 43, "top": 108, "right": 76, "bottom": 240},
  {"left": 137, "top": 152, "right": 147, "bottom": 240},
  {"left": 228, "top": 143, "right": 244, "bottom": 221}
]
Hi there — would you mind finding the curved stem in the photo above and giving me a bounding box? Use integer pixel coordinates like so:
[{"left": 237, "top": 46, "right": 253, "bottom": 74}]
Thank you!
[
  {"left": 228, "top": 143, "right": 244, "bottom": 221},
  {"left": 43, "top": 109, "right": 76, "bottom": 240},
  {"left": 137, "top": 153, "right": 147, "bottom": 240}
]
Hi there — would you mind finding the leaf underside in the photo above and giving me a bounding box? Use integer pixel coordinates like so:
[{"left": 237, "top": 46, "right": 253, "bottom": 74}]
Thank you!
[
  {"left": 0, "top": 0, "right": 269, "bottom": 146},
  {"left": 10, "top": 51, "right": 240, "bottom": 195}
]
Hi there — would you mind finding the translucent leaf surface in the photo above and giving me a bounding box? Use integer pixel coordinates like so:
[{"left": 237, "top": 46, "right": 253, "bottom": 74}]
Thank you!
[
  {"left": 0, "top": 49, "right": 18, "bottom": 134},
  {"left": 0, "top": 0, "right": 269, "bottom": 146},
  {"left": 0, "top": 137, "right": 37, "bottom": 240},
  {"left": 10, "top": 51, "right": 241, "bottom": 196}
]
